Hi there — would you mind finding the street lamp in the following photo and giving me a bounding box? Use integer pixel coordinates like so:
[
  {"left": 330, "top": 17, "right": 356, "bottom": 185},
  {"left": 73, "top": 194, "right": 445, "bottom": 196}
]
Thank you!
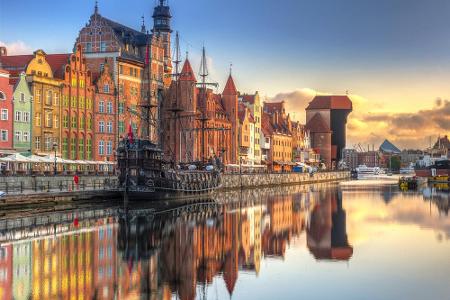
[{"left": 53, "top": 142, "right": 58, "bottom": 175}]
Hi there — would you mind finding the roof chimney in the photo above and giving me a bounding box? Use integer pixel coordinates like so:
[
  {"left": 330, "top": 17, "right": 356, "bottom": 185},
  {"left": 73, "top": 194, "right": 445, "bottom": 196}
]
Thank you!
[{"left": 0, "top": 47, "right": 7, "bottom": 56}]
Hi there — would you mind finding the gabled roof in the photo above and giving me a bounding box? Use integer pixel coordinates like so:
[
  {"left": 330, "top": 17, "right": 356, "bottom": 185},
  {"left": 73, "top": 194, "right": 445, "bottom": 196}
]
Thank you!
[
  {"left": 305, "top": 113, "right": 331, "bottom": 133},
  {"left": 223, "top": 75, "right": 237, "bottom": 95},
  {"left": 102, "top": 16, "right": 149, "bottom": 47},
  {"left": 379, "top": 139, "right": 401, "bottom": 154},
  {"left": 433, "top": 135, "right": 450, "bottom": 150},
  {"left": 46, "top": 54, "right": 71, "bottom": 79},
  {"left": 242, "top": 94, "right": 255, "bottom": 104},
  {"left": 180, "top": 59, "right": 196, "bottom": 81},
  {"left": 0, "top": 55, "right": 33, "bottom": 77},
  {"left": 264, "top": 101, "right": 285, "bottom": 114},
  {"left": 0, "top": 53, "right": 70, "bottom": 79},
  {"left": 306, "top": 95, "right": 352, "bottom": 110}
]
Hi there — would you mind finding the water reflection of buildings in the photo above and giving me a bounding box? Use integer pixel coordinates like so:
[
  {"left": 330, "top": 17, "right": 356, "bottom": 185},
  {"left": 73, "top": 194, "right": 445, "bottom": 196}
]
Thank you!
[
  {"left": 307, "top": 189, "right": 353, "bottom": 261},
  {"left": 0, "top": 185, "right": 354, "bottom": 299}
]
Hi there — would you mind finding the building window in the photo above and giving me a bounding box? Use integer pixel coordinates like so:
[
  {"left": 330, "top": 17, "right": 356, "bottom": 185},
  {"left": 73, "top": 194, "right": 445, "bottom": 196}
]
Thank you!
[
  {"left": 15, "top": 111, "right": 21, "bottom": 122},
  {"left": 99, "top": 121, "right": 105, "bottom": 133},
  {"left": 79, "top": 140, "right": 84, "bottom": 159},
  {"left": 71, "top": 116, "right": 77, "bottom": 128},
  {"left": 87, "top": 117, "right": 92, "bottom": 130},
  {"left": 70, "top": 138, "right": 76, "bottom": 159},
  {"left": 63, "top": 95, "right": 69, "bottom": 107},
  {"left": 119, "top": 65, "right": 123, "bottom": 75},
  {"left": 0, "top": 91, "right": 5, "bottom": 100},
  {"left": 35, "top": 136, "right": 41, "bottom": 150},
  {"left": 23, "top": 131, "right": 29, "bottom": 142},
  {"left": 107, "top": 121, "right": 113, "bottom": 133},
  {"left": 100, "top": 42, "right": 107, "bottom": 52},
  {"left": 45, "top": 136, "right": 53, "bottom": 151},
  {"left": 107, "top": 102, "right": 113, "bottom": 114},
  {"left": 87, "top": 139, "right": 92, "bottom": 160},
  {"left": 63, "top": 115, "right": 68, "bottom": 128},
  {"left": 45, "top": 112, "right": 52, "bottom": 128},
  {"left": 118, "top": 121, "right": 124, "bottom": 133},
  {"left": 80, "top": 115, "right": 85, "bottom": 129},
  {"left": 1, "top": 130, "right": 8, "bottom": 141},
  {"left": 46, "top": 90, "right": 52, "bottom": 106},
  {"left": 62, "top": 138, "right": 68, "bottom": 158},
  {"left": 86, "top": 42, "right": 92, "bottom": 52},
  {"left": 54, "top": 115, "right": 59, "bottom": 128},
  {"left": 79, "top": 96, "right": 85, "bottom": 109},
  {"left": 23, "top": 112, "right": 30, "bottom": 123},
  {"left": 106, "top": 141, "right": 112, "bottom": 155},
  {"left": 53, "top": 93, "right": 59, "bottom": 106},
  {"left": 1, "top": 109, "right": 8, "bottom": 120},
  {"left": 35, "top": 113, "right": 41, "bottom": 126},
  {"left": 118, "top": 102, "right": 124, "bottom": 114},
  {"left": 20, "top": 92, "right": 25, "bottom": 102},
  {"left": 99, "top": 100, "right": 104, "bottom": 113},
  {"left": 71, "top": 96, "right": 76, "bottom": 108},
  {"left": 103, "top": 84, "right": 109, "bottom": 93},
  {"left": 99, "top": 140, "right": 104, "bottom": 155},
  {"left": 15, "top": 131, "right": 21, "bottom": 141},
  {"left": 35, "top": 89, "right": 41, "bottom": 103}
]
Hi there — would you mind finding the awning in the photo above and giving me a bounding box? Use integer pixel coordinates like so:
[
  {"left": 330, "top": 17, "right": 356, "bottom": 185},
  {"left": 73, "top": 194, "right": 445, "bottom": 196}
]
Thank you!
[{"left": 0, "top": 153, "right": 33, "bottom": 163}]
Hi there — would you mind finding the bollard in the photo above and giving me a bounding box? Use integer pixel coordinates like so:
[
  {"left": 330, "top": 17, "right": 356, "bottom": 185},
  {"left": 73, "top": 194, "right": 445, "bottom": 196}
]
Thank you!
[
  {"left": 59, "top": 181, "right": 63, "bottom": 191},
  {"left": 20, "top": 182, "right": 23, "bottom": 193}
]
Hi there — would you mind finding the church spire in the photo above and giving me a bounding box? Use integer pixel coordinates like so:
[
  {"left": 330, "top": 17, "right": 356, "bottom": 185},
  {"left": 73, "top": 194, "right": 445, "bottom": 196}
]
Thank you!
[
  {"left": 141, "top": 15, "right": 146, "bottom": 33},
  {"left": 94, "top": 0, "right": 98, "bottom": 15}
]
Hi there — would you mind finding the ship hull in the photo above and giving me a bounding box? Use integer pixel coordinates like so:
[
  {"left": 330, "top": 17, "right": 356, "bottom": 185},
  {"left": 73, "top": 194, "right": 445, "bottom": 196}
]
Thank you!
[{"left": 414, "top": 169, "right": 450, "bottom": 177}]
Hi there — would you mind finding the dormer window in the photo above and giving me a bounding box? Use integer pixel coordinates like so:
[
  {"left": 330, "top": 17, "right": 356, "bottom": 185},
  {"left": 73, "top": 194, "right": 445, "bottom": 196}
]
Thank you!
[{"left": 103, "top": 84, "right": 110, "bottom": 93}]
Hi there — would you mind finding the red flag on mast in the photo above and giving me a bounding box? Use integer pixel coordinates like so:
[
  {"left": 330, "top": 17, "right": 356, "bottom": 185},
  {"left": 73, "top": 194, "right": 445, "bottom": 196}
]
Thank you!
[{"left": 128, "top": 123, "right": 134, "bottom": 144}]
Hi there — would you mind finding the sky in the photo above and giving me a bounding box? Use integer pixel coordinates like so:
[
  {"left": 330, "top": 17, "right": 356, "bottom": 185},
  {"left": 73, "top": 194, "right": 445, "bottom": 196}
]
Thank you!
[{"left": 1, "top": 0, "right": 449, "bottom": 149}]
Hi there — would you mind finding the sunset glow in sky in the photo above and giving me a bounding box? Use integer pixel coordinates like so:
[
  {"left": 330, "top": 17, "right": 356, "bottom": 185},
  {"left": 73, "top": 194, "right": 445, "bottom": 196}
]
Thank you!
[{"left": 1, "top": 0, "right": 449, "bottom": 149}]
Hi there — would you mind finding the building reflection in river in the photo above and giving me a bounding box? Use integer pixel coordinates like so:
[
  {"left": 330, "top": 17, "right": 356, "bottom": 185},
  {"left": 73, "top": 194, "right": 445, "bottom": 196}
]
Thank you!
[{"left": 1, "top": 185, "right": 355, "bottom": 300}]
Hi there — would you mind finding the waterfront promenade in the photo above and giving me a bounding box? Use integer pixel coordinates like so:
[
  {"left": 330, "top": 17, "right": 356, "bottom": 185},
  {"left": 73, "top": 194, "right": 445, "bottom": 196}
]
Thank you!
[{"left": 0, "top": 171, "right": 350, "bottom": 206}]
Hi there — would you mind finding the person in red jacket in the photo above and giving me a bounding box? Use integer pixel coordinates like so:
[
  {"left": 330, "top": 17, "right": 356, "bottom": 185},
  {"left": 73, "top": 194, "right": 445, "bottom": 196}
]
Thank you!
[{"left": 73, "top": 174, "right": 79, "bottom": 189}]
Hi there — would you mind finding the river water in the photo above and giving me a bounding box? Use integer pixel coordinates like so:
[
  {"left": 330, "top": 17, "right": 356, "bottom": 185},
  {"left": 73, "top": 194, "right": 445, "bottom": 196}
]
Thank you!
[{"left": 0, "top": 182, "right": 449, "bottom": 300}]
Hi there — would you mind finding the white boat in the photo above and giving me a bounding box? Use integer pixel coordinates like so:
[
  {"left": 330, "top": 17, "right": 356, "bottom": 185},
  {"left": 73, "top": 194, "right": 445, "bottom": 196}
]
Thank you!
[
  {"left": 355, "top": 165, "right": 383, "bottom": 179},
  {"left": 0, "top": 191, "right": 5, "bottom": 197}
]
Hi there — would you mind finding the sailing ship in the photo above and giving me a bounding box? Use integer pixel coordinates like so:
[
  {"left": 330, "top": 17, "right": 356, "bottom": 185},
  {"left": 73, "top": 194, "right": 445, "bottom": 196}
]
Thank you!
[{"left": 117, "top": 33, "right": 223, "bottom": 200}]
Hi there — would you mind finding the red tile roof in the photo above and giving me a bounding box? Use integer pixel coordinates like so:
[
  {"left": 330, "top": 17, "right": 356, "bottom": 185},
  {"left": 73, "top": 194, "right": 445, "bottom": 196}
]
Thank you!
[
  {"left": 180, "top": 58, "right": 196, "bottom": 81},
  {"left": 0, "top": 53, "right": 70, "bottom": 79},
  {"left": 264, "top": 101, "right": 285, "bottom": 114},
  {"left": 306, "top": 95, "right": 352, "bottom": 110},
  {"left": 223, "top": 75, "right": 237, "bottom": 95},
  {"left": 46, "top": 54, "right": 70, "bottom": 79},
  {"left": 306, "top": 113, "right": 331, "bottom": 132},
  {"left": 242, "top": 94, "right": 255, "bottom": 104}
]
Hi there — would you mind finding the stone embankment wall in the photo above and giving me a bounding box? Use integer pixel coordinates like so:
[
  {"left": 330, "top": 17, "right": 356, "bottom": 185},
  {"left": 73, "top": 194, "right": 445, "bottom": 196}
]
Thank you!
[
  {"left": 221, "top": 171, "right": 350, "bottom": 190},
  {"left": 0, "top": 175, "right": 117, "bottom": 194}
]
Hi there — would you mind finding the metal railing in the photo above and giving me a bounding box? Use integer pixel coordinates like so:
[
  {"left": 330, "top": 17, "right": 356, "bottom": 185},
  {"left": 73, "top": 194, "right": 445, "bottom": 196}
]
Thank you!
[{"left": 0, "top": 178, "right": 119, "bottom": 195}]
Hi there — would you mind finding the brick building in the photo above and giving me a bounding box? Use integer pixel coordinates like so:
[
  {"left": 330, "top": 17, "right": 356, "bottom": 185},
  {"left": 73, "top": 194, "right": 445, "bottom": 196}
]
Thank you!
[
  {"left": 93, "top": 63, "right": 116, "bottom": 161},
  {"left": 162, "top": 58, "right": 236, "bottom": 165},
  {"left": 262, "top": 101, "right": 294, "bottom": 172},
  {"left": 306, "top": 95, "right": 352, "bottom": 169},
  {"left": 58, "top": 45, "right": 95, "bottom": 160},
  {"left": 240, "top": 92, "right": 262, "bottom": 164},
  {"left": 75, "top": 1, "right": 168, "bottom": 143},
  {"left": 238, "top": 102, "right": 255, "bottom": 164},
  {"left": 0, "top": 69, "right": 13, "bottom": 153}
]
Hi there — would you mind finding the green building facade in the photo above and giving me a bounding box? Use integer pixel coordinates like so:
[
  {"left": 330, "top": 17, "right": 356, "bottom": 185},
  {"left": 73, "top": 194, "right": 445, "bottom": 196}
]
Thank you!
[{"left": 12, "top": 72, "right": 33, "bottom": 153}]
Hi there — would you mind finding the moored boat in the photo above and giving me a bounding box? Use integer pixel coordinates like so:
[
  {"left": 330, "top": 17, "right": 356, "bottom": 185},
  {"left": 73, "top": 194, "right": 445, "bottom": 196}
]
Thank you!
[{"left": 117, "top": 139, "right": 221, "bottom": 200}]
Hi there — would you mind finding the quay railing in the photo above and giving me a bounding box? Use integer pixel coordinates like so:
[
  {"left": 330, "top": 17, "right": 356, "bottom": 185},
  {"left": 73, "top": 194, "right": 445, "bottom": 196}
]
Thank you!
[{"left": 0, "top": 178, "right": 119, "bottom": 195}]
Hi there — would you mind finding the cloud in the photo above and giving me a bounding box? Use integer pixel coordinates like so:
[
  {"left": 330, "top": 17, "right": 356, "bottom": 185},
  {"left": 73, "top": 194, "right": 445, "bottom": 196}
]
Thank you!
[
  {"left": 267, "top": 88, "right": 450, "bottom": 149},
  {"left": 0, "top": 40, "right": 33, "bottom": 55}
]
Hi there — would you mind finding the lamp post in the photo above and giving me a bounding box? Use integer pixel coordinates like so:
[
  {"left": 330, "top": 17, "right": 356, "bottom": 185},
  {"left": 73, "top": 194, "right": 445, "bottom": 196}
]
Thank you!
[{"left": 53, "top": 142, "right": 58, "bottom": 175}]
